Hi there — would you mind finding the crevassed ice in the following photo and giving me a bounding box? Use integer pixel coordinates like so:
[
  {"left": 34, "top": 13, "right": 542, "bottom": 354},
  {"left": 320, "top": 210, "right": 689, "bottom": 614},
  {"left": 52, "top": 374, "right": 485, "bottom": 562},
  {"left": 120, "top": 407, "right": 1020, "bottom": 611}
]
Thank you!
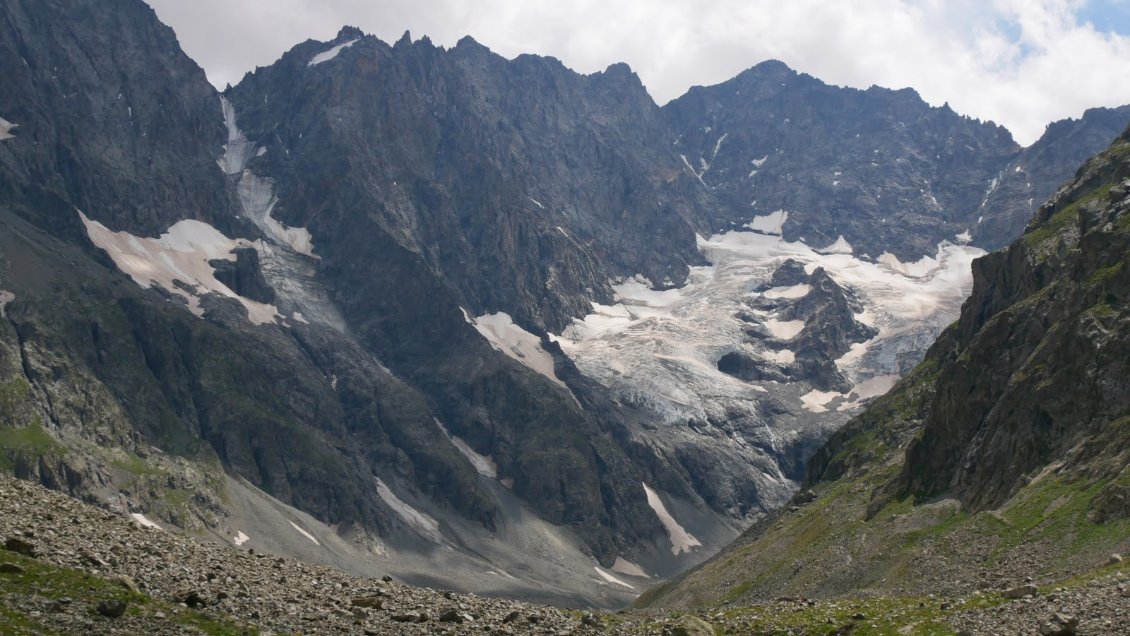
[{"left": 554, "top": 228, "right": 983, "bottom": 429}]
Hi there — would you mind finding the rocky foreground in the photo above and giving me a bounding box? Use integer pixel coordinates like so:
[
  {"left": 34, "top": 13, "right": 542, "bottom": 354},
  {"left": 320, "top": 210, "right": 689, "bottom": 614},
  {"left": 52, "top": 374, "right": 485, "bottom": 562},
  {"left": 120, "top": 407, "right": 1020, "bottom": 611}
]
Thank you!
[{"left": 1, "top": 474, "right": 1128, "bottom": 635}]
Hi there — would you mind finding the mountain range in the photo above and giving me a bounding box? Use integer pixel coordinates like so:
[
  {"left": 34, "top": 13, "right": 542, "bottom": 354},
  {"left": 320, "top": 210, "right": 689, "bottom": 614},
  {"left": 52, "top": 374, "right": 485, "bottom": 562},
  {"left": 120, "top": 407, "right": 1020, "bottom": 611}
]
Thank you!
[{"left": 1, "top": 0, "right": 1128, "bottom": 607}]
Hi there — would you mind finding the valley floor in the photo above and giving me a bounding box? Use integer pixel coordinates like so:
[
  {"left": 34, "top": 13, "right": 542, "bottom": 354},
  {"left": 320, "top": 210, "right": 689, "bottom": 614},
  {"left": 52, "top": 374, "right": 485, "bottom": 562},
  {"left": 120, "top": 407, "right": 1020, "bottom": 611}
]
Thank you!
[{"left": 2, "top": 474, "right": 1129, "bottom": 634}]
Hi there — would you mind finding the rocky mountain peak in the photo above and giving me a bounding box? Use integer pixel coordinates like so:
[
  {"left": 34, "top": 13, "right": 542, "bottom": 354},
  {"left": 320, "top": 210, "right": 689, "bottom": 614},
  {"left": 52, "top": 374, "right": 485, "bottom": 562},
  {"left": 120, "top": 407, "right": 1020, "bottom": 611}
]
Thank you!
[
  {"left": 453, "top": 34, "right": 490, "bottom": 53},
  {"left": 601, "top": 61, "right": 638, "bottom": 81},
  {"left": 338, "top": 25, "right": 366, "bottom": 41}
]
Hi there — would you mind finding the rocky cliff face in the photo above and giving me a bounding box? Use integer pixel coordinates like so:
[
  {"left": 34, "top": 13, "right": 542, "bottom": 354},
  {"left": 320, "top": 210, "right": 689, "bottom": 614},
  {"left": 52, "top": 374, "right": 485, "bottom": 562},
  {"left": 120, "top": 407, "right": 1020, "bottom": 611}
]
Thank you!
[
  {"left": 0, "top": 0, "right": 240, "bottom": 238},
  {"left": 892, "top": 126, "right": 1130, "bottom": 513},
  {"left": 2, "top": 0, "right": 1129, "bottom": 608},
  {"left": 226, "top": 28, "right": 713, "bottom": 334},
  {"left": 636, "top": 126, "right": 1130, "bottom": 611},
  {"left": 663, "top": 60, "right": 1130, "bottom": 261}
]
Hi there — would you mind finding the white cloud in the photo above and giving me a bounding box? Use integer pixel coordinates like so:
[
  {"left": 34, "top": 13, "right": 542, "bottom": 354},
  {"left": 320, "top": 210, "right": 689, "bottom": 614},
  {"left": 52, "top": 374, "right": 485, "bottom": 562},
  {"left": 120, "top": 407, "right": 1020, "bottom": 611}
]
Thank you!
[{"left": 146, "top": 0, "right": 1130, "bottom": 145}]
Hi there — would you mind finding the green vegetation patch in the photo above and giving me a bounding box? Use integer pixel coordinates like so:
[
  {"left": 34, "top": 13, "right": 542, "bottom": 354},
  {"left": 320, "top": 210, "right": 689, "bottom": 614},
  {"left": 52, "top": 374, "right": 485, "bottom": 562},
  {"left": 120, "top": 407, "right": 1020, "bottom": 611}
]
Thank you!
[
  {"left": 0, "top": 551, "right": 256, "bottom": 635},
  {"left": 0, "top": 422, "right": 64, "bottom": 471},
  {"left": 111, "top": 453, "right": 164, "bottom": 478},
  {"left": 1024, "top": 181, "right": 1114, "bottom": 250},
  {"left": 966, "top": 473, "right": 1130, "bottom": 571},
  {"left": 0, "top": 378, "right": 31, "bottom": 418},
  {"left": 1087, "top": 261, "right": 1124, "bottom": 287},
  {"left": 709, "top": 592, "right": 1003, "bottom": 635}
]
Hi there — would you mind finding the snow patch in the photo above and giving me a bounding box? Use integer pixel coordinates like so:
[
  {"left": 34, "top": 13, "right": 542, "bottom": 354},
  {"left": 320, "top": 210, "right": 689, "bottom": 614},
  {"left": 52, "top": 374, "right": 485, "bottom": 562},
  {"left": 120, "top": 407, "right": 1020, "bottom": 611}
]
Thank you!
[
  {"left": 642, "top": 483, "right": 701, "bottom": 555},
  {"left": 854, "top": 374, "right": 899, "bottom": 399},
  {"left": 594, "top": 566, "right": 635, "bottom": 589},
  {"left": 80, "top": 212, "right": 281, "bottom": 325},
  {"left": 709, "top": 133, "right": 728, "bottom": 164},
  {"left": 679, "top": 154, "right": 708, "bottom": 187},
  {"left": 768, "top": 349, "right": 795, "bottom": 364},
  {"left": 289, "top": 521, "right": 320, "bottom": 545},
  {"left": 611, "top": 557, "right": 649, "bottom": 578},
  {"left": 800, "top": 389, "right": 839, "bottom": 413},
  {"left": 0, "top": 117, "right": 17, "bottom": 140},
  {"left": 980, "top": 175, "right": 1002, "bottom": 209},
  {"left": 817, "top": 235, "right": 853, "bottom": 255},
  {"left": 746, "top": 209, "right": 788, "bottom": 235},
  {"left": 462, "top": 309, "right": 575, "bottom": 398},
  {"left": 375, "top": 478, "right": 443, "bottom": 543},
  {"left": 763, "top": 283, "right": 810, "bottom": 299},
  {"left": 308, "top": 39, "right": 359, "bottom": 66},
  {"left": 836, "top": 374, "right": 900, "bottom": 411},
  {"left": 0, "top": 290, "right": 13, "bottom": 317},
  {"left": 130, "top": 513, "right": 162, "bottom": 530},
  {"left": 435, "top": 420, "right": 498, "bottom": 478},
  {"left": 764, "top": 319, "right": 805, "bottom": 340},
  {"left": 232, "top": 531, "right": 250, "bottom": 546}
]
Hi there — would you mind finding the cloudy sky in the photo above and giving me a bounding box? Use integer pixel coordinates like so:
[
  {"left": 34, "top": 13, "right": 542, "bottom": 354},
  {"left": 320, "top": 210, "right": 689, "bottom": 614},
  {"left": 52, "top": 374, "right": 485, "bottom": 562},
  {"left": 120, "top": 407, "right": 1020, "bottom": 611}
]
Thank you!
[{"left": 146, "top": 0, "right": 1130, "bottom": 145}]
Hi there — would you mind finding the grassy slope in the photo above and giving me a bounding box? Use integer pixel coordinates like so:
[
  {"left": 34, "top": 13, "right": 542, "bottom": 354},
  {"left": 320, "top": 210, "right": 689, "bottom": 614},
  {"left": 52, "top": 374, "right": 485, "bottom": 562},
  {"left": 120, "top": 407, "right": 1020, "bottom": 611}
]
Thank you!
[{"left": 0, "top": 551, "right": 255, "bottom": 635}]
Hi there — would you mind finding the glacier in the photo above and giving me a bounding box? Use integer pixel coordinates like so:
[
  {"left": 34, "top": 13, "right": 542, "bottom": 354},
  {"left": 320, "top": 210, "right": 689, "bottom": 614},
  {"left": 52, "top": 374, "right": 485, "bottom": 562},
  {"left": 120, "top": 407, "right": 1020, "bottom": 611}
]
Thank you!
[{"left": 553, "top": 228, "right": 983, "bottom": 518}]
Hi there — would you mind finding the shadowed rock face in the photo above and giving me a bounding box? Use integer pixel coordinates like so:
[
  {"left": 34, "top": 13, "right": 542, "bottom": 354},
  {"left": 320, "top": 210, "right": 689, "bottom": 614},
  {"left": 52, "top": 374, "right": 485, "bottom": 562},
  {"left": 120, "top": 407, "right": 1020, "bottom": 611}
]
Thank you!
[
  {"left": 894, "top": 130, "right": 1130, "bottom": 512},
  {"left": 210, "top": 248, "right": 276, "bottom": 304},
  {"left": 225, "top": 30, "right": 714, "bottom": 335},
  {"left": 0, "top": 0, "right": 243, "bottom": 239}
]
